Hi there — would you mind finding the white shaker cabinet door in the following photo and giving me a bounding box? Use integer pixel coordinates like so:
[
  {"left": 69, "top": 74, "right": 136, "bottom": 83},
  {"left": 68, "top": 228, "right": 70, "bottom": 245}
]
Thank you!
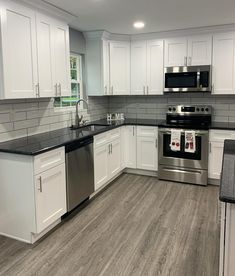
[
  {"left": 164, "top": 37, "right": 188, "bottom": 67},
  {"left": 109, "top": 138, "right": 121, "bottom": 178},
  {"left": 124, "top": 126, "right": 137, "bottom": 169},
  {"left": 131, "top": 41, "right": 147, "bottom": 95},
  {"left": 36, "top": 13, "right": 55, "bottom": 98},
  {"left": 54, "top": 22, "right": 71, "bottom": 97},
  {"left": 208, "top": 141, "right": 224, "bottom": 180},
  {"left": 147, "top": 40, "right": 164, "bottom": 95},
  {"left": 110, "top": 41, "right": 130, "bottom": 95},
  {"left": 35, "top": 163, "right": 67, "bottom": 234},
  {"left": 187, "top": 35, "right": 212, "bottom": 65},
  {"left": 0, "top": 1, "right": 38, "bottom": 99},
  {"left": 213, "top": 33, "right": 235, "bottom": 95},
  {"left": 94, "top": 144, "right": 109, "bottom": 191}
]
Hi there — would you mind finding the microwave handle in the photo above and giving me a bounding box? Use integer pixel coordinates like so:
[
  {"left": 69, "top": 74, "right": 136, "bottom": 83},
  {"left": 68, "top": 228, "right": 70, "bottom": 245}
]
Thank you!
[{"left": 197, "top": 71, "right": 200, "bottom": 90}]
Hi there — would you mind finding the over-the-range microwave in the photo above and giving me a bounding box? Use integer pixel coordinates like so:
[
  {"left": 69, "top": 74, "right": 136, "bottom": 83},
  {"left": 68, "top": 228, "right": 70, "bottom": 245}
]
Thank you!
[{"left": 164, "top": 65, "right": 211, "bottom": 93}]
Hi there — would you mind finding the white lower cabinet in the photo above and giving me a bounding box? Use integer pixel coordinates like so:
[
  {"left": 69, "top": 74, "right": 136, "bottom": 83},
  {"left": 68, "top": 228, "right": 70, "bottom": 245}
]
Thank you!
[
  {"left": 136, "top": 126, "right": 158, "bottom": 171},
  {"left": 94, "top": 128, "right": 122, "bottom": 191},
  {"left": 0, "top": 147, "right": 66, "bottom": 243},
  {"left": 220, "top": 203, "right": 235, "bottom": 276},
  {"left": 209, "top": 130, "right": 235, "bottom": 180},
  {"left": 35, "top": 163, "right": 66, "bottom": 234},
  {"left": 124, "top": 125, "right": 137, "bottom": 169}
]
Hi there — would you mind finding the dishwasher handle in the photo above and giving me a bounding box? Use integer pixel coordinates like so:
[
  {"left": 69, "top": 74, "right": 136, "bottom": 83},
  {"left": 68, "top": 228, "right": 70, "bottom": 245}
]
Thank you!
[{"left": 65, "top": 137, "right": 94, "bottom": 153}]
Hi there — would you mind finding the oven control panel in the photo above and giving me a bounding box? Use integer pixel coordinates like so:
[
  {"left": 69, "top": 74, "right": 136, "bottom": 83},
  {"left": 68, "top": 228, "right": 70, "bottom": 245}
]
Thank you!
[{"left": 167, "top": 105, "right": 212, "bottom": 115}]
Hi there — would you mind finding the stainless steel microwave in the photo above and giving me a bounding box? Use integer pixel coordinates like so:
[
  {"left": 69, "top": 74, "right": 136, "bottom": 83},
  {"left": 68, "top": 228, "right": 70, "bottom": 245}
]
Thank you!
[{"left": 164, "top": 65, "right": 211, "bottom": 93}]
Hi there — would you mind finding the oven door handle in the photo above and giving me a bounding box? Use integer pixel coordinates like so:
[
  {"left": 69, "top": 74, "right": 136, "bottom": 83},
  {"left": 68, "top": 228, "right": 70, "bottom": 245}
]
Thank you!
[{"left": 158, "top": 130, "right": 208, "bottom": 136}]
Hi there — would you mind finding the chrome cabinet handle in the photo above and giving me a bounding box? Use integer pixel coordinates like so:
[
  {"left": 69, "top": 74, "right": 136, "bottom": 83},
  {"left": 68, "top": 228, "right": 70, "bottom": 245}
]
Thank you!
[
  {"left": 55, "top": 84, "right": 58, "bottom": 97},
  {"left": 184, "top": 56, "right": 187, "bottom": 66},
  {"left": 188, "top": 57, "right": 192, "bottom": 66},
  {"left": 58, "top": 83, "right": 62, "bottom": 96},
  {"left": 38, "top": 176, "right": 42, "bottom": 192},
  {"left": 108, "top": 144, "right": 111, "bottom": 154},
  {"left": 35, "top": 83, "right": 40, "bottom": 97},
  {"left": 155, "top": 139, "right": 158, "bottom": 148},
  {"left": 111, "top": 143, "right": 113, "bottom": 154},
  {"left": 143, "top": 86, "right": 145, "bottom": 94},
  {"left": 146, "top": 86, "right": 149, "bottom": 95},
  {"left": 104, "top": 86, "right": 107, "bottom": 95},
  {"left": 212, "top": 84, "right": 215, "bottom": 94},
  {"left": 133, "top": 126, "right": 135, "bottom": 136},
  {"left": 209, "top": 142, "right": 212, "bottom": 153}
]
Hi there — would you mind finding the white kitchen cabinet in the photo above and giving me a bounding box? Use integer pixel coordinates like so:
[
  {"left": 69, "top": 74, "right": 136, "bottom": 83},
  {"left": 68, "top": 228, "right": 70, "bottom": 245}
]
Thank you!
[
  {"left": 0, "top": 147, "right": 66, "bottom": 243},
  {"left": 94, "top": 143, "right": 109, "bottom": 190},
  {"left": 187, "top": 35, "right": 212, "bottom": 65},
  {"left": 94, "top": 128, "right": 122, "bottom": 191},
  {"left": 137, "top": 126, "right": 158, "bottom": 171},
  {"left": 212, "top": 33, "right": 235, "bottom": 95},
  {"left": 54, "top": 21, "right": 71, "bottom": 97},
  {"left": 164, "top": 37, "right": 188, "bottom": 67},
  {"left": 35, "top": 163, "right": 66, "bottom": 233},
  {"left": 164, "top": 35, "right": 212, "bottom": 67},
  {"left": 86, "top": 38, "right": 110, "bottom": 96},
  {"left": 0, "top": 1, "right": 38, "bottom": 99},
  {"left": 146, "top": 40, "right": 164, "bottom": 95},
  {"left": 110, "top": 41, "right": 130, "bottom": 95},
  {"left": 220, "top": 202, "right": 235, "bottom": 276},
  {"left": 208, "top": 130, "right": 235, "bottom": 180},
  {"left": 36, "top": 13, "right": 55, "bottom": 98},
  {"left": 131, "top": 41, "right": 147, "bottom": 95},
  {"left": 124, "top": 126, "right": 137, "bottom": 169}
]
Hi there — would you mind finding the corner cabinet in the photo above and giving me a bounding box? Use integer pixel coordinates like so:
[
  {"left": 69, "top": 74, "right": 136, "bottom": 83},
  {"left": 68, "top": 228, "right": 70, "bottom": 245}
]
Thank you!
[
  {"left": 212, "top": 32, "right": 235, "bottom": 95},
  {"left": 0, "top": 147, "right": 67, "bottom": 243},
  {"left": 0, "top": 0, "right": 71, "bottom": 99}
]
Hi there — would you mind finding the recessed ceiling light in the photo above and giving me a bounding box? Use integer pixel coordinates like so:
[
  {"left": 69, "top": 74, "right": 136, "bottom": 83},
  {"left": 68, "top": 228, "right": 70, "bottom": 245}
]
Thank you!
[{"left": 133, "top": 21, "right": 145, "bottom": 29}]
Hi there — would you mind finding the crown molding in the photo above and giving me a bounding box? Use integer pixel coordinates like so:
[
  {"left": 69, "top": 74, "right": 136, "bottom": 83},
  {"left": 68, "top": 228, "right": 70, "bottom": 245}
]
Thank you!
[{"left": 83, "top": 30, "right": 130, "bottom": 41}]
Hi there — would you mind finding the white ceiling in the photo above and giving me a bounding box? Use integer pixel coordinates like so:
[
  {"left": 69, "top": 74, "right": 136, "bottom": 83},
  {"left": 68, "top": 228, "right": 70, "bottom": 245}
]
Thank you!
[{"left": 34, "top": 0, "right": 235, "bottom": 34}]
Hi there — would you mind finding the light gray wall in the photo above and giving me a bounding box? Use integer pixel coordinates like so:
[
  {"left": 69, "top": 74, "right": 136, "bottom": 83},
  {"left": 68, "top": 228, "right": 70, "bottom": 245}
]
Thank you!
[
  {"left": 69, "top": 28, "right": 86, "bottom": 55},
  {"left": 108, "top": 94, "right": 235, "bottom": 123}
]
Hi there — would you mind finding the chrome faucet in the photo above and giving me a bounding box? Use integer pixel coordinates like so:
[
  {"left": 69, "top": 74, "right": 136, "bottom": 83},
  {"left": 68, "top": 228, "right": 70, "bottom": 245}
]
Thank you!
[{"left": 75, "top": 99, "right": 89, "bottom": 127}]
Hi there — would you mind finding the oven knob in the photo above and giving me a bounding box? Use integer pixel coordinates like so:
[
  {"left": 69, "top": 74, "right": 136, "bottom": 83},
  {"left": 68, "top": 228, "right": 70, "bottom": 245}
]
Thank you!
[
  {"left": 168, "top": 107, "right": 172, "bottom": 112},
  {"left": 172, "top": 107, "right": 176, "bottom": 112},
  {"left": 196, "top": 108, "right": 200, "bottom": 112},
  {"left": 201, "top": 108, "right": 204, "bottom": 112},
  {"left": 205, "top": 107, "right": 209, "bottom": 112}
]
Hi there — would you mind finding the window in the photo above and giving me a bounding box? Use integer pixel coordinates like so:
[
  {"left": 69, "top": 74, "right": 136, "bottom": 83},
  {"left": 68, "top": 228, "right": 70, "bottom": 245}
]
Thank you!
[{"left": 54, "top": 54, "right": 83, "bottom": 108}]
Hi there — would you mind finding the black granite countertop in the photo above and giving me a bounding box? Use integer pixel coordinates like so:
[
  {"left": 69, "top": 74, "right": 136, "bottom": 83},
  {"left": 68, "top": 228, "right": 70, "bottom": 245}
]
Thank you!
[
  {"left": 0, "top": 118, "right": 234, "bottom": 156},
  {"left": 220, "top": 140, "right": 235, "bottom": 203}
]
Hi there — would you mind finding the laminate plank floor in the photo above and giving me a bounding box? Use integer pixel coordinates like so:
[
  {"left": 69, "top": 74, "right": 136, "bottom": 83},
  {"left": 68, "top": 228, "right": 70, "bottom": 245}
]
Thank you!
[{"left": 0, "top": 173, "right": 220, "bottom": 276}]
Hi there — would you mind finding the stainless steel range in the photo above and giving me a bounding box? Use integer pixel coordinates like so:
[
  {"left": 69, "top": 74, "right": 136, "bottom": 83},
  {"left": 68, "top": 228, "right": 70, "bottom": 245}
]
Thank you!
[{"left": 158, "top": 105, "right": 212, "bottom": 186}]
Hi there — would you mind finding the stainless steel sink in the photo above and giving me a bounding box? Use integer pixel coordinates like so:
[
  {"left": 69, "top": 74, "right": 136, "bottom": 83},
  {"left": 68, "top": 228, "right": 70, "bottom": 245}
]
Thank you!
[{"left": 70, "top": 124, "right": 108, "bottom": 132}]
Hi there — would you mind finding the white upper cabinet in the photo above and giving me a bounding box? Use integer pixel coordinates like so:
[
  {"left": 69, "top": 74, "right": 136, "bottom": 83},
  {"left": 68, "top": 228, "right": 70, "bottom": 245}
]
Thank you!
[
  {"left": 146, "top": 40, "right": 164, "bottom": 95},
  {"left": 187, "top": 35, "right": 212, "bottom": 65},
  {"left": 102, "top": 39, "right": 110, "bottom": 95},
  {"left": 212, "top": 33, "right": 235, "bottom": 95},
  {"left": 164, "top": 37, "right": 188, "bottom": 67},
  {"left": 110, "top": 41, "right": 130, "bottom": 95},
  {"left": 53, "top": 22, "right": 70, "bottom": 97},
  {"left": 131, "top": 41, "right": 147, "bottom": 95},
  {"left": 164, "top": 35, "right": 212, "bottom": 67},
  {"left": 0, "top": 1, "right": 70, "bottom": 99},
  {"left": 36, "top": 13, "right": 55, "bottom": 98},
  {"left": 0, "top": 1, "right": 38, "bottom": 99}
]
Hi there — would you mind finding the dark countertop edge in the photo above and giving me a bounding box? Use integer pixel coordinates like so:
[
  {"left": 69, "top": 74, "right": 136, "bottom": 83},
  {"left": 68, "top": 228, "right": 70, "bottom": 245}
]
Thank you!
[
  {"left": 1, "top": 119, "right": 235, "bottom": 156},
  {"left": 219, "top": 195, "right": 235, "bottom": 204}
]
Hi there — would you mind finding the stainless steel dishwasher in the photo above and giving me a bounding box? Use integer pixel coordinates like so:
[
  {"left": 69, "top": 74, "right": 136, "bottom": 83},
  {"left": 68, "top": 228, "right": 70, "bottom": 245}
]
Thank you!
[{"left": 65, "top": 137, "right": 94, "bottom": 212}]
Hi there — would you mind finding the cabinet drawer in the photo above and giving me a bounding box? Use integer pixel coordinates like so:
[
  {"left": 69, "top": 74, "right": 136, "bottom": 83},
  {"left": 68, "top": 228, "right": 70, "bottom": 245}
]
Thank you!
[
  {"left": 137, "top": 126, "right": 158, "bottom": 137},
  {"left": 109, "top": 128, "right": 121, "bottom": 140},
  {"left": 34, "top": 147, "right": 65, "bottom": 175},
  {"left": 94, "top": 132, "right": 109, "bottom": 148},
  {"left": 209, "top": 130, "right": 235, "bottom": 142}
]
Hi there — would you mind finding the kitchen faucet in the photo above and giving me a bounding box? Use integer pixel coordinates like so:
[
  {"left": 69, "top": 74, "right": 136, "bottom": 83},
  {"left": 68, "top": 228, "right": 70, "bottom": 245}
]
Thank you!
[{"left": 74, "top": 99, "right": 89, "bottom": 127}]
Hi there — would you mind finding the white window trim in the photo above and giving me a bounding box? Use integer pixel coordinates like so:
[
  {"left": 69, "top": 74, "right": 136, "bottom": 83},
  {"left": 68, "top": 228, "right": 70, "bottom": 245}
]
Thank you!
[{"left": 54, "top": 53, "right": 84, "bottom": 111}]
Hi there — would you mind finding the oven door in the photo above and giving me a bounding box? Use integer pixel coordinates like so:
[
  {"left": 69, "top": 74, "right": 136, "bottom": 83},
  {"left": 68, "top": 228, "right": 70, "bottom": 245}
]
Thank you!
[
  {"left": 164, "top": 65, "right": 211, "bottom": 92},
  {"left": 158, "top": 128, "right": 209, "bottom": 170}
]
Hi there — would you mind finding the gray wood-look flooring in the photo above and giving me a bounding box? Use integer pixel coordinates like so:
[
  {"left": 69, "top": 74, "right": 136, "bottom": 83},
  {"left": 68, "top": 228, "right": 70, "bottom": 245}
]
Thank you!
[{"left": 0, "top": 173, "right": 220, "bottom": 276}]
